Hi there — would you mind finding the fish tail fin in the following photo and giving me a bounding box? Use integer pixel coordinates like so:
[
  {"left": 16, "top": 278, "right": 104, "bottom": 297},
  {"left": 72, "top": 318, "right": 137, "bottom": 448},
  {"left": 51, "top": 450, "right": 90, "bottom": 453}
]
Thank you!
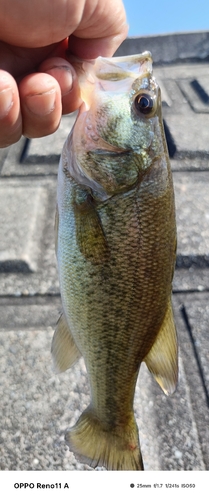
[{"left": 65, "top": 406, "right": 144, "bottom": 470}]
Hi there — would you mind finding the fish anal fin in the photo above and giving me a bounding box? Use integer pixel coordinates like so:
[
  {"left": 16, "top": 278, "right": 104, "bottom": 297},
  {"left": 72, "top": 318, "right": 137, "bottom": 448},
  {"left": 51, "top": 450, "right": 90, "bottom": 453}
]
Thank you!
[
  {"left": 51, "top": 312, "right": 81, "bottom": 373},
  {"left": 74, "top": 194, "right": 109, "bottom": 265},
  {"left": 144, "top": 299, "right": 178, "bottom": 395}
]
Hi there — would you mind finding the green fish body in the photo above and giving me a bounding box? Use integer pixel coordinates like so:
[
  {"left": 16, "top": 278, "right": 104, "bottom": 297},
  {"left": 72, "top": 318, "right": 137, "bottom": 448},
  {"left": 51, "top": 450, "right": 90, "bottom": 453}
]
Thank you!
[{"left": 52, "top": 52, "right": 178, "bottom": 470}]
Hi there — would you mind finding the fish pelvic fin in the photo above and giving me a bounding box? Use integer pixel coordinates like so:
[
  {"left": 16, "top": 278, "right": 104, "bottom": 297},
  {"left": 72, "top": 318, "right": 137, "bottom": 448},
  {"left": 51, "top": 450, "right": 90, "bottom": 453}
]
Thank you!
[
  {"left": 65, "top": 406, "right": 144, "bottom": 471},
  {"left": 51, "top": 312, "right": 81, "bottom": 372},
  {"left": 144, "top": 299, "right": 178, "bottom": 395}
]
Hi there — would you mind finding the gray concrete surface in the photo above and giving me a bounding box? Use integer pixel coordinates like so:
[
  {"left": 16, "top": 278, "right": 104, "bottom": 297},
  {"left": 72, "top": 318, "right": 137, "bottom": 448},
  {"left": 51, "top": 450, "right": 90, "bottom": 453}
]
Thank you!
[{"left": 0, "top": 32, "right": 209, "bottom": 471}]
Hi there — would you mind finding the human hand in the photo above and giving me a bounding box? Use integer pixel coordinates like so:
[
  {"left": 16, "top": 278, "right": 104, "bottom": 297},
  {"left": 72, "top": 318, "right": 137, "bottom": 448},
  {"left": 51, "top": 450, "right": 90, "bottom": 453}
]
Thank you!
[{"left": 0, "top": 0, "right": 128, "bottom": 147}]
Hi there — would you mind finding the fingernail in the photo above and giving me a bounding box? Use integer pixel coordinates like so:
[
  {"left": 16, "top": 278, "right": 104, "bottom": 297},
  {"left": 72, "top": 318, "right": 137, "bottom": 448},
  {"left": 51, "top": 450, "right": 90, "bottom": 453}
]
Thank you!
[
  {"left": 0, "top": 87, "right": 13, "bottom": 119},
  {"left": 46, "top": 66, "right": 74, "bottom": 96},
  {"left": 26, "top": 89, "right": 56, "bottom": 116}
]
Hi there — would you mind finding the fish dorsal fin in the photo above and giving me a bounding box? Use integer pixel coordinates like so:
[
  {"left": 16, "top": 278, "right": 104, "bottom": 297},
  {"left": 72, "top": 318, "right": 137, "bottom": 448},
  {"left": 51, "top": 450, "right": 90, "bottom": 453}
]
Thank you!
[
  {"left": 51, "top": 312, "right": 81, "bottom": 372},
  {"left": 143, "top": 299, "right": 178, "bottom": 395}
]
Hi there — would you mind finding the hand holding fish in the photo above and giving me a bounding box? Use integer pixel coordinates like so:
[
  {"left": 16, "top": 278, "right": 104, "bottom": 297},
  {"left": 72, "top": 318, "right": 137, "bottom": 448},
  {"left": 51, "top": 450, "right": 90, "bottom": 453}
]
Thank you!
[{"left": 0, "top": 0, "right": 128, "bottom": 147}]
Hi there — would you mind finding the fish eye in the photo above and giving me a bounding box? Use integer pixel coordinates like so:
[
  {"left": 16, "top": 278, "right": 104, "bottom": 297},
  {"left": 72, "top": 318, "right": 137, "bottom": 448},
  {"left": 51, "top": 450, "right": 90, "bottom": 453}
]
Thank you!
[{"left": 134, "top": 92, "right": 156, "bottom": 116}]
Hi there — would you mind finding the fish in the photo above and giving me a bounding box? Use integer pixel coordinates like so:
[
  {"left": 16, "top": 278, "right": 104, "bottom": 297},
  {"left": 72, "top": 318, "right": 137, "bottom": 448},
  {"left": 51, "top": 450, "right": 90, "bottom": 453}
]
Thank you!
[{"left": 52, "top": 51, "right": 178, "bottom": 471}]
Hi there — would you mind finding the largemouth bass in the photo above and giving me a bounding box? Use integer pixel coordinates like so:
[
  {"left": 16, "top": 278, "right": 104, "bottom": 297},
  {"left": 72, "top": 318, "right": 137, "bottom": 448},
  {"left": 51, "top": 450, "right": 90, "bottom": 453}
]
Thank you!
[{"left": 52, "top": 52, "right": 178, "bottom": 471}]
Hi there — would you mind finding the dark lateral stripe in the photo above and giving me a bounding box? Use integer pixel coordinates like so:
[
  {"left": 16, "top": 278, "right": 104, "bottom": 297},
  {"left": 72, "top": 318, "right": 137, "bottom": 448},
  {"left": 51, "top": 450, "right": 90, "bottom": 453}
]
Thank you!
[
  {"left": 163, "top": 120, "right": 177, "bottom": 158},
  {"left": 176, "top": 255, "right": 209, "bottom": 269},
  {"left": 190, "top": 79, "right": 209, "bottom": 104}
]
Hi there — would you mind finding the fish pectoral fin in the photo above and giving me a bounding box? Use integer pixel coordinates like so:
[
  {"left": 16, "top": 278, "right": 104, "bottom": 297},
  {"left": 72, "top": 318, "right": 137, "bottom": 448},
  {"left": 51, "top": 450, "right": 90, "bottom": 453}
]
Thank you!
[
  {"left": 143, "top": 299, "right": 178, "bottom": 395},
  {"left": 74, "top": 195, "right": 109, "bottom": 265},
  {"left": 51, "top": 312, "right": 81, "bottom": 373}
]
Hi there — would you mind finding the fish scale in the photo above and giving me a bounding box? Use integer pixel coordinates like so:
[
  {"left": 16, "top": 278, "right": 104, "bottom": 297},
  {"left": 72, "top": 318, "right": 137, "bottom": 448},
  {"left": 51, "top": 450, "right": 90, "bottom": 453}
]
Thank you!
[{"left": 52, "top": 52, "right": 178, "bottom": 470}]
